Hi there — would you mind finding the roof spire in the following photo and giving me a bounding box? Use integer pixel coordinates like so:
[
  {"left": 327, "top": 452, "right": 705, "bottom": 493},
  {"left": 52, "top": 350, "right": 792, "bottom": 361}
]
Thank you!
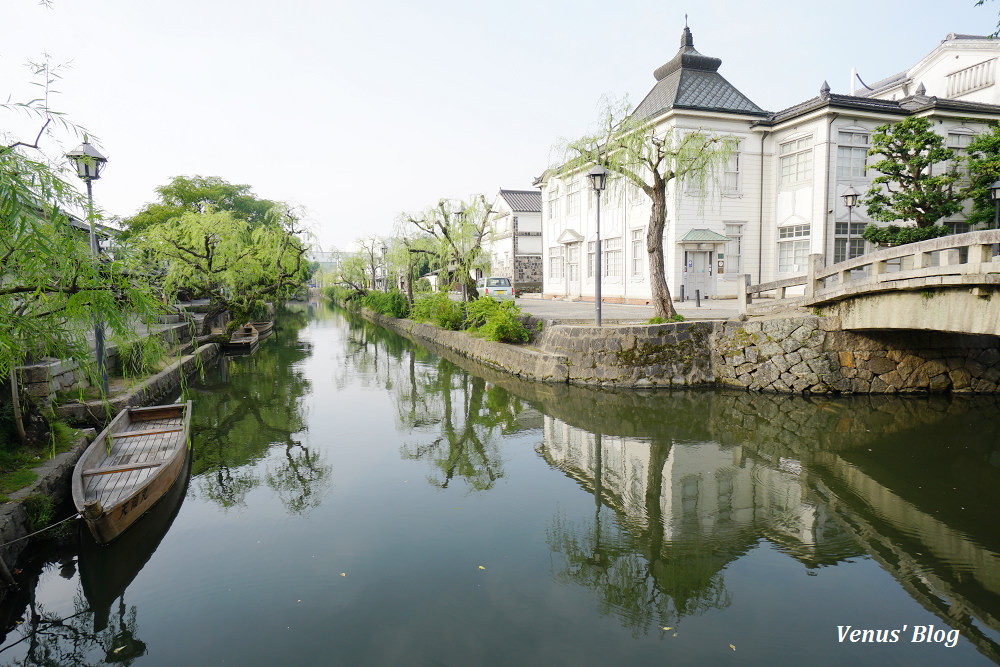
[{"left": 820, "top": 80, "right": 831, "bottom": 99}]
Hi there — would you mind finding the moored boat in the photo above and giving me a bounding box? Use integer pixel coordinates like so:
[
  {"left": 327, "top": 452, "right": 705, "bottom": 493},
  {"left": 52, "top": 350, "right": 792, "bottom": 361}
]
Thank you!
[
  {"left": 223, "top": 324, "right": 259, "bottom": 352},
  {"left": 250, "top": 320, "right": 273, "bottom": 338},
  {"left": 72, "top": 401, "right": 192, "bottom": 545}
]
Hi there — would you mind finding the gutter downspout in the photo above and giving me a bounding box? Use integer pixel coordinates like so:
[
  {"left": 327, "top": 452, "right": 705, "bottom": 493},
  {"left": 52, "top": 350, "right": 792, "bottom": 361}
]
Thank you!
[
  {"left": 758, "top": 129, "right": 769, "bottom": 284},
  {"left": 823, "top": 112, "right": 839, "bottom": 262}
]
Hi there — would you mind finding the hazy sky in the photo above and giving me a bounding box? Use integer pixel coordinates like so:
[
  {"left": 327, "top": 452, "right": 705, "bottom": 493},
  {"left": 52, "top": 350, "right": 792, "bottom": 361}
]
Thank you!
[{"left": 3, "top": 0, "right": 995, "bottom": 252}]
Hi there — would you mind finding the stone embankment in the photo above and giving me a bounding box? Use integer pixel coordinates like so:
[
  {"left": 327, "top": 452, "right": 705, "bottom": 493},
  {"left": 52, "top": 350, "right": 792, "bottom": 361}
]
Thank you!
[
  {"left": 360, "top": 308, "right": 1000, "bottom": 394},
  {"left": 0, "top": 342, "right": 221, "bottom": 580}
]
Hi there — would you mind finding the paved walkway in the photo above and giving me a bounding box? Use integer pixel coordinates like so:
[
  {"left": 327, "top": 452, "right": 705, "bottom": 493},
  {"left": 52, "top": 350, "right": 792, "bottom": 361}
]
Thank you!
[{"left": 513, "top": 295, "right": 740, "bottom": 323}]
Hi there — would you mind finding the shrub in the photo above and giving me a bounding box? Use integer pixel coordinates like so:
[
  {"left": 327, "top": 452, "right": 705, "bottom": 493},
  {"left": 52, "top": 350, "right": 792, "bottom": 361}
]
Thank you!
[
  {"left": 467, "top": 297, "right": 530, "bottom": 343},
  {"left": 362, "top": 289, "right": 409, "bottom": 318},
  {"left": 118, "top": 337, "right": 166, "bottom": 377},
  {"left": 479, "top": 308, "right": 530, "bottom": 343},
  {"left": 862, "top": 223, "right": 951, "bottom": 246},
  {"left": 411, "top": 292, "right": 464, "bottom": 330},
  {"left": 415, "top": 277, "right": 432, "bottom": 293},
  {"left": 648, "top": 317, "right": 666, "bottom": 324},
  {"left": 669, "top": 313, "right": 685, "bottom": 322}
]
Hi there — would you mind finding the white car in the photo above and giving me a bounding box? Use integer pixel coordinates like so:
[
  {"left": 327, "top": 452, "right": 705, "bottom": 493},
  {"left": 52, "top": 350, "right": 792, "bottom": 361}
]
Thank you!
[{"left": 476, "top": 277, "right": 514, "bottom": 300}]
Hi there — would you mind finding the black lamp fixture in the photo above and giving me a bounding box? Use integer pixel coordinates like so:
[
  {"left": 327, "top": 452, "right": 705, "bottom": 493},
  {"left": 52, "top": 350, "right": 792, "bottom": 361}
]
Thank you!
[
  {"left": 841, "top": 185, "right": 860, "bottom": 262},
  {"left": 66, "top": 140, "right": 108, "bottom": 182},
  {"left": 587, "top": 164, "right": 608, "bottom": 193}
]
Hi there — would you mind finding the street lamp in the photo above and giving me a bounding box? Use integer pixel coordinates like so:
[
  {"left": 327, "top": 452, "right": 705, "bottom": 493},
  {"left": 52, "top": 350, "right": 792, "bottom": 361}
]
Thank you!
[
  {"left": 381, "top": 243, "right": 388, "bottom": 292},
  {"left": 841, "top": 185, "right": 859, "bottom": 263},
  {"left": 587, "top": 164, "right": 608, "bottom": 326},
  {"left": 454, "top": 206, "right": 468, "bottom": 301},
  {"left": 66, "top": 140, "right": 109, "bottom": 396}
]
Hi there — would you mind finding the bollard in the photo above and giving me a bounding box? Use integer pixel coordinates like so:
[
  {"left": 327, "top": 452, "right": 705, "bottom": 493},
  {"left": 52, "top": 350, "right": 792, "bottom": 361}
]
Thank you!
[
  {"left": 696, "top": 289, "right": 701, "bottom": 307},
  {"left": 680, "top": 285, "right": 685, "bottom": 302}
]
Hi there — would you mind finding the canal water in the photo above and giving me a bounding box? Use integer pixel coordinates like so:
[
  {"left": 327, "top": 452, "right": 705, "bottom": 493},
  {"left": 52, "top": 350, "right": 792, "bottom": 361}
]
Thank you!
[{"left": 2, "top": 303, "right": 1000, "bottom": 666}]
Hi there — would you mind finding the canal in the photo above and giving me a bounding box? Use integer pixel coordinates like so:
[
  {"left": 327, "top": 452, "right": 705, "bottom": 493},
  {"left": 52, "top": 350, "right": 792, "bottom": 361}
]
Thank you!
[{"left": 2, "top": 303, "right": 1000, "bottom": 666}]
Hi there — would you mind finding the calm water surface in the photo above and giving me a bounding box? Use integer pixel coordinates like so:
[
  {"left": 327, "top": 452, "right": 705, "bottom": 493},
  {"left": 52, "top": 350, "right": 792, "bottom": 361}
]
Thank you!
[{"left": 2, "top": 303, "right": 1000, "bottom": 666}]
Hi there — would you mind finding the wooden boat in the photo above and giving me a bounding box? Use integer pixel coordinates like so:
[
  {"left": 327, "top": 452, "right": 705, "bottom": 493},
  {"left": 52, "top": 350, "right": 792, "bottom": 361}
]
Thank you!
[
  {"left": 72, "top": 401, "right": 192, "bottom": 545},
  {"left": 223, "top": 324, "right": 259, "bottom": 352},
  {"left": 250, "top": 320, "right": 273, "bottom": 337}
]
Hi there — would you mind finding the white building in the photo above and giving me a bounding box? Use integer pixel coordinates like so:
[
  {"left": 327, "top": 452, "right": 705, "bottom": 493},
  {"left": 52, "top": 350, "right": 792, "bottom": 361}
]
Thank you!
[
  {"left": 539, "top": 28, "right": 1000, "bottom": 304},
  {"left": 484, "top": 189, "right": 543, "bottom": 293}
]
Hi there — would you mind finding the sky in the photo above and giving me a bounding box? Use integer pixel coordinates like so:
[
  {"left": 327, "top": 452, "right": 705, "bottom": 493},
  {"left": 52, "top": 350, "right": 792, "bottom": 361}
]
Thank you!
[{"left": 3, "top": 0, "right": 997, "bottom": 253}]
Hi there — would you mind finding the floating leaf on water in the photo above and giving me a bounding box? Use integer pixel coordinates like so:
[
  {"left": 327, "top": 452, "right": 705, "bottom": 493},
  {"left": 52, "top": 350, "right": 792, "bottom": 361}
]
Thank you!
[
  {"left": 340, "top": 572, "right": 346, "bottom": 577},
  {"left": 478, "top": 566, "right": 486, "bottom": 570},
  {"left": 661, "top": 627, "right": 672, "bottom": 631},
  {"left": 729, "top": 644, "right": 736, "bottom": 651}
]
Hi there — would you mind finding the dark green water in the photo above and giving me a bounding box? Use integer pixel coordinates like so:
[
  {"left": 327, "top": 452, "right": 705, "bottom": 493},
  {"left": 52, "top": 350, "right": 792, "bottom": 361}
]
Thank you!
[{"left": 2, "top": 303, "right": 1000, "bottom": 666}]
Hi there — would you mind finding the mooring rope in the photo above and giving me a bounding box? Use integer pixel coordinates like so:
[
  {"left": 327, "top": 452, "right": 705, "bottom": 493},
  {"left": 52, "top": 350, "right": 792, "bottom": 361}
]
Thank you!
[{"left": 0, "top": 512, "right": 82, "bottom": 548}]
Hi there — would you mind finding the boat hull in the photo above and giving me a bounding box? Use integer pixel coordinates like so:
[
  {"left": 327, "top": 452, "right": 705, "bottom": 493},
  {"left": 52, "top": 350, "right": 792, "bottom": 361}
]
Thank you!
[{"left": 72, "top": 402, "right": 192, "bottom": 545}]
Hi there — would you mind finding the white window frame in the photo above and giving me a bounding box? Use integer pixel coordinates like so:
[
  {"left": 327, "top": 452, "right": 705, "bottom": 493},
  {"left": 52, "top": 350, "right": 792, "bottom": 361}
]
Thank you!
[
  {"left": 723, "top": 144, "right": 741, "bottom": 194},
  {"left": 630, "top": 229, "right": 644, "bottom": 276},
  {"left": 566, "top": 180, "right": 581, "bottom": 216},
  {"left": 549, "top": 246, "right": 564, "bottom": 279},
  {"left": 779, "top": 136, "right": 813, "bottom": 185},
  {"left": 836, "top": 130, "right": 869, "bottom": 179},
  {"left": 833, "top": 222, "right": 866, "bottom": 263},
  {"left": 724, "top": 222, "right": 744, "bottom": 277},
  {"left": 604, "top": 236, "right": 622, "bottom": 279},
  {"left": 777, "top": 224, "right": 810, "bottom": 273}
]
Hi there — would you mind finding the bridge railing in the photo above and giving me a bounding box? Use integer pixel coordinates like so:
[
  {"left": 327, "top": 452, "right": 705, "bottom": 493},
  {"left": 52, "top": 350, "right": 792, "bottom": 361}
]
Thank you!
[{"left": 738, "top": 229, "right": 1000, "bottom": 313}]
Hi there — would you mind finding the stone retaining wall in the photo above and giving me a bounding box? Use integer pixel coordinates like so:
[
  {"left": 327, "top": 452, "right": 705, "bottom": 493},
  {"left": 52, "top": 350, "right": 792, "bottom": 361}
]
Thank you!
[
  {"left": 17, "top": 321, "right": 196, "bottom": 406},
  {"left": 55, "top": 343, "right": 220, "bottom": 425},
  {"left": 0, "top": 343, "right": 220, "bottom": 582},
  {"left": 365, "top": 312, "right": 569, "bottom": 382},
  {"left": 713, "top": 316, "right": 1000, "bottom": 393},
  {"left": 359, "top": 305, "right": 999, "bottom": 394}
]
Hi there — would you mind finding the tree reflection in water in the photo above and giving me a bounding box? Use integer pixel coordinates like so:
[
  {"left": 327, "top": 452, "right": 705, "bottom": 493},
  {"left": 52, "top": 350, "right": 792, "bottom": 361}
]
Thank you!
[{"left": 189, "top": 305, "right": 332, "bottom": 514}]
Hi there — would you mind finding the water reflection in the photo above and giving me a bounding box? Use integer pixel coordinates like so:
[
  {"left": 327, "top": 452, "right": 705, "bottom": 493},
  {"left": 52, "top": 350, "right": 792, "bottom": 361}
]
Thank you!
[
  {"left": 399, "top": 317, "right": 1000, "bottom": 661},
  {"left": 189, "top": 308, "right": 332, "bottom": 514}
]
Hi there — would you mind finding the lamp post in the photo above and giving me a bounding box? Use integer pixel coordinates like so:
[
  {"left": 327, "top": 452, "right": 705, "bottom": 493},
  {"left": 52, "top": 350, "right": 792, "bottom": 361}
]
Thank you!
[
  {"left": 587, "top": 164, "right": 608, "bottom": 326},
  {"left": 454, "top": 206, "right": 468, "bottom": 302},
  {"left": 841, "top": 185, "right": 859, "bottom": 263},
  {"left": 381, "top": 242, "right": 388, "bottom": 292},
  {"left": 989, "top": 179, "right": 1000, "bottom": 256},
  {"left": 66, "top": 140, "right": 109, "bottom": 396}
]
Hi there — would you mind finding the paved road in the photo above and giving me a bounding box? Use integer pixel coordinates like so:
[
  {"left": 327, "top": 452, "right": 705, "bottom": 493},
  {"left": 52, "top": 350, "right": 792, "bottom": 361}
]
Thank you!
[{"left": 513, "top": 295, "right": 739, "bottom": 323}]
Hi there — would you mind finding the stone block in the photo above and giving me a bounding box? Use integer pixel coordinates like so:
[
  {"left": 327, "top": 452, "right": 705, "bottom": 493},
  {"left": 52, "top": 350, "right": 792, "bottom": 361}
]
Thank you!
[
  {"left": 866, "top": 357, "right": 896, "bottom": 375},
  {"left": 785, "top": 351, "right": 802, "bottom": 366},
  {"left": 949, "top": 368, "right": 971, "bottom": 389}
]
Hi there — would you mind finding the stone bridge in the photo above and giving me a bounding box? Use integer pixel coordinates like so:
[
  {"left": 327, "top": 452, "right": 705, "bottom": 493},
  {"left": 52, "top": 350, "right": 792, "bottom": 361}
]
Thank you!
[{"left": 739, "top": 229, "right": 1000, "bottom": 336}]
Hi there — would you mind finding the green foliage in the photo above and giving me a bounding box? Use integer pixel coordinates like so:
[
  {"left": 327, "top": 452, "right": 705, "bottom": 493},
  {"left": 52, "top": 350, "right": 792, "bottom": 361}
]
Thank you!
[
  {"left": 479, "top": 308, "right": 530, "bottom": 343},
  {"left": 964, "top": 122, "right": 1000, "bottom": 228},
  {"left": 557, "top": 94, "right": 735, "bottom": 320},
  {"left": 648, "top": 317, "right": 666, "bottom": 324},
  {"left": 863, "top": 117, "right": 963, "bottom": 228},
  {"left": 121, "top": 175, "right": 278, "bottom": 239},
  {"left": 138, "top": 204, "right": 309, "bottom": 334},
  {"left": 415, "top": 277, "right": 432, "bottom": 293},
  {"left": 466, "top": 297, "right": 530, "bottom": 343},
  {"left": 411, "top": 292, "right": 464, "bottom": 330},
  {"left": 1, "top": 86, "right": 163, "bottom": 385},
  {"left": 21, "top": 493, "right": 53, "bottom": 529},
  {"left": 861, "top": 223, "right": 951, "bottom": 246},
  {"left": 669, "top": 314, "right": 685, "bottom": 322},
  {"left": 361, "top": 289, "right": 409, "bottom": 318},
  {"left": 117, "top": 336, "right": 166, "bottom": 377}
]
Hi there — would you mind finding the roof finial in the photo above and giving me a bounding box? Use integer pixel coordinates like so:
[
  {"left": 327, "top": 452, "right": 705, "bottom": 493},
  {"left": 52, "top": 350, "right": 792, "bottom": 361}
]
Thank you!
[
  {"left": 916, "top": 82, "right": 927, "bottom": 96},
  {"left": 685, "top": 13, "right": 688, "bottom": 28},
  {"left": 820, "top": 80, "right": 831, "bottom": 99}
]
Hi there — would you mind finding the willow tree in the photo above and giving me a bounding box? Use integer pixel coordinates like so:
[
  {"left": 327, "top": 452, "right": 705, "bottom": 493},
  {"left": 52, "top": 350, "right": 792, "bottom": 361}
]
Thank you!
[
  {"left": 2, "top": 66, "right": 161, "bottom": 442},
  {"left": 404, "top": 195, "right": 491, "bottom": 301},
  {"left": 561, "top": 97, "right": 734, "bottom": 320},
  {"left": 138, "top": 205, "right": 309, "bottom": 335}
]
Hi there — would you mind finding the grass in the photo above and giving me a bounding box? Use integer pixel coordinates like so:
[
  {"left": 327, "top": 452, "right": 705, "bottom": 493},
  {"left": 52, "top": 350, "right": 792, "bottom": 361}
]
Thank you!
[{"left": 0, "top": 419, "right": 80, "bottom": 496}]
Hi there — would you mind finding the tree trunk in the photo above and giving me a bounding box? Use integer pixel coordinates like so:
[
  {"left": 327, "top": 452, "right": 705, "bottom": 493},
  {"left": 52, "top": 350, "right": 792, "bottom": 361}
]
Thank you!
[
  {"left": 200, "top": 301, "right": 227, "bottom": 336},
  {"left": 9, "top": 369, "right": 27, "bottom": 445},
  {"left": 646, "top": 181, "right": 677, "bottom": 320}
]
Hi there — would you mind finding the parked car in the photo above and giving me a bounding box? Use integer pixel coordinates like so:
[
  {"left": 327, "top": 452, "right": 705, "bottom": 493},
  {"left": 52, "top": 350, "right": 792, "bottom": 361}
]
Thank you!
[{"left": 476, "top": 276, "right": 514, "bottom": 300}]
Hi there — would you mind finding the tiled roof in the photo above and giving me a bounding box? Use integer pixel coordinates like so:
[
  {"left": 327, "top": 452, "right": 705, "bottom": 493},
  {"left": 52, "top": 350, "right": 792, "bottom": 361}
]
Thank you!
[
  {"left": 680, "top": 228, "right": 730, "bottom": 243},
  {"left": 633, "top": 27, "right": 766, "bottom": 120},
  {"left": 761, "top": 88, "right": 1000, "bottom": 125},
  {"left": 499, "top": 189, "right": 541, "bottom": 213}
]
